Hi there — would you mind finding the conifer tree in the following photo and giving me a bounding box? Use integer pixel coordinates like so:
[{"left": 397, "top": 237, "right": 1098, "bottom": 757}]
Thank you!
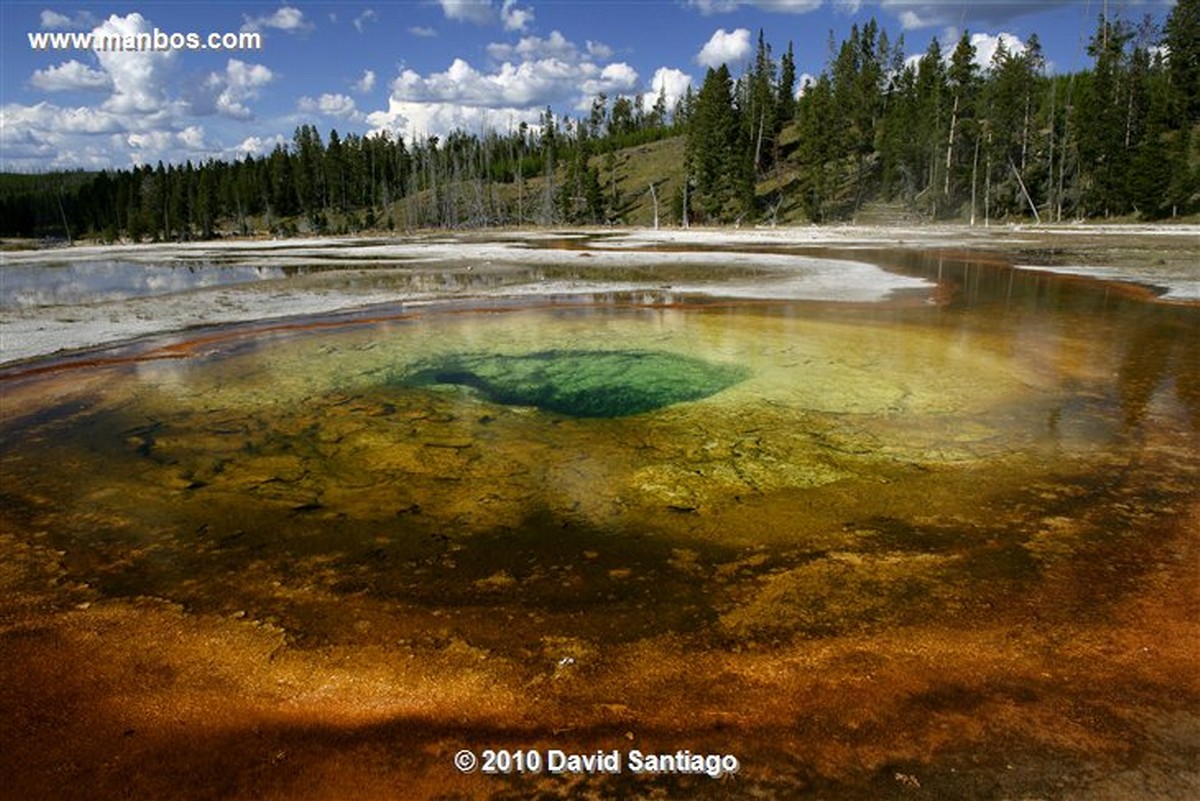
[
  {"left": 945, "top": 33, "right": 980, "bottom": 208},
  {"left": 1165, "top": 0, "right": 1200, "bottom": 124},
  {"left": 1078, "top": 15, "right": 1134, "bottom": 216},
  {"left": 746, "top": 29, "right": 778, "bottom": 175},
  {"left": 777, "top": 42, "right": 797, "bottom": 124},
  {"left": 915, "top": 37, "right": 948, "bottom": 209},
  {"left": 686, "top": 65, "right": 739, "bottom": 221}
]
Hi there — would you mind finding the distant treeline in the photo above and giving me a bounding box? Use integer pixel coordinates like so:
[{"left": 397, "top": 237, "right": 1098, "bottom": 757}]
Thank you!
[
  {"left": 2, "top": 3, "right": 1197, "bottom": 240},
  {"left": 0, "top": 100, "right": 679, "bottom": 242},
  {"left": 0, "top": 99, "right": 676, "bottom": 241}
]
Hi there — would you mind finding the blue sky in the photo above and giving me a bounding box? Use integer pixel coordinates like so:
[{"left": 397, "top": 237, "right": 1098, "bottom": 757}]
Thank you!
[{"left": 0, "top": 1, "right": 1178, "bottom": 171}]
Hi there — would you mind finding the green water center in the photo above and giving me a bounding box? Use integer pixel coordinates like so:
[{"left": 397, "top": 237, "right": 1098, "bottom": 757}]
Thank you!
[{"left": 399, "top": 349, "right": 749, "bottom": 418}]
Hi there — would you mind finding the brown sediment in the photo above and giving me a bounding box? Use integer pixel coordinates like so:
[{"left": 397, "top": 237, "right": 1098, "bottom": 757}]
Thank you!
[{"left": 1, "top": 509, "right": 1195, "bottom": 801}]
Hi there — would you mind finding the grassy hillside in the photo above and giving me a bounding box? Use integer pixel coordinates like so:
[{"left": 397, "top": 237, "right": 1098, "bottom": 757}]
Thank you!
[
  {"left": 380, "top": 135, "right": 691, "bottom": 232},
  {"left": 353, "top": 126, "right": 818, "bottom": 234}
]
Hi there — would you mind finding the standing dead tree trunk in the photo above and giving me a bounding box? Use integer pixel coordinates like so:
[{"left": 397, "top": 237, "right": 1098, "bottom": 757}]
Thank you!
[
  {"left": 53, "top": 175, "right": 73, "bottom": 246},
  {"left": 1009, "top": 157, "right": 1041, "bottom": 224},
  {"left": 970, "top": 132, "right": 980, "bottom": 226},
  {"left": 945, "top": 94, "right": 960, "bottom": 198},
  {"left": 681, "top": 177, "right": 690, "bottom": 229}
]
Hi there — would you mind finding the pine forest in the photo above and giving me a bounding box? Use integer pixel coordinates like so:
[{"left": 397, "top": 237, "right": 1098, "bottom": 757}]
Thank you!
[{"left": 3, "top": 3, "right": 1198, "bottom": 241}]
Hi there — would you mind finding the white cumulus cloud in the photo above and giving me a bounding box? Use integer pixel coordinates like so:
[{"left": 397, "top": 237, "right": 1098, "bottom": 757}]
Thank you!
[
  {"left": 370, "top": 39, "right": 647, "bottom": 141},
  {"left": 94, "top": 13, "right": 178, "bottom": 114},
  {"left": 579, "top": 63, "right": 640, "bottom": 106},
  {"left": 688, "top": 0, "right": 821, "bottom": 14},
  {"left": 178, "top": 125, "right": 206, "bottom": 150},
  {"left": 438, "top": 0, "right": 533, "bottom": 29},
  {"left": 39, "top": 9, "right": 99, "bottom": 29},
  {"left": 39, "top": 9, "right": 72, "bottom": 29},
  {"left": 298, "top": 93, "right": 362, "bottom": 120},
  {"left": 241, "top": 6, "right": 313, "bottom": 34},
  {"left": 354, "top": 9, "right": 377, "bottom": 33},
  {"left": 586, "top": 40, "right": 614, "bottom": 60},
  {"left": 0, "top": 124, "right": 56, "bottom": 164},
  {"left": 971, "top": 32, "right": 1026, "bottom": 69},
  {"left": 206, "top": 59, "right": 274, "bottom": 119},
  {"left": 881, "top": 1, "right": 1076, "bottom": 31},
  {"left": 126, "top": 130, "right": 174, "bottom": 153},
  {"left": 123, "top": 127, "right": 221, "bottom": 164},
  {"left": 391, "top": 57, "right": 589, "bottom": 107},
  {"left": 2, "top": 102, "right": 122, "bottom": 137},
  {"left": 235, "top": 134, "right": 285, "bottom": 158},
  {"left": 907, "top": 31, "right": 1031, "bottom": 72},
  {"left": 438, "top": 0, "right": 495, "bottom": 25},
  {"left": 5, "top": 14, "right": 279, "bottom": 169},
  {"left": 697, "top": 28, "right": 751, "bottom": 68},
  {"left": 367, "top": 98, "right": 543, "bottom": 141},
  {"left": 30, "top": 60, "right": 113, "bottom": 92},
  {"left": 649, "top": 67, "right": 694, "bottom": 110},
  {"left": 500, "top": 0, "right": 534, "bottom": 31},
  {"left": 354, "top": 70, "right": 377, "bottom": 94},
  {"left": 487, "top": 30, "right": 579, "bottom": 63}
]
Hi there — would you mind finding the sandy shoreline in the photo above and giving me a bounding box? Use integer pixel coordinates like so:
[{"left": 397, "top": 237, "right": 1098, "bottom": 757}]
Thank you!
[{"left": 2, "top": 224, "right": 1197, "bottom": 366}]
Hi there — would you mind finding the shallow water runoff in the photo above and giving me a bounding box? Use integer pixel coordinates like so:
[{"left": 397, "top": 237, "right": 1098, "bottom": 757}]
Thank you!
[{"left": 1, "top": 239, "right": 1197, "bottom": 800}]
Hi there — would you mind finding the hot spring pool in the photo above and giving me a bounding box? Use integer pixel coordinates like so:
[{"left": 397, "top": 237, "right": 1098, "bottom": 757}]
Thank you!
[{"left": 1, "top": 247, "right": 1196, "bottom": 800}]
